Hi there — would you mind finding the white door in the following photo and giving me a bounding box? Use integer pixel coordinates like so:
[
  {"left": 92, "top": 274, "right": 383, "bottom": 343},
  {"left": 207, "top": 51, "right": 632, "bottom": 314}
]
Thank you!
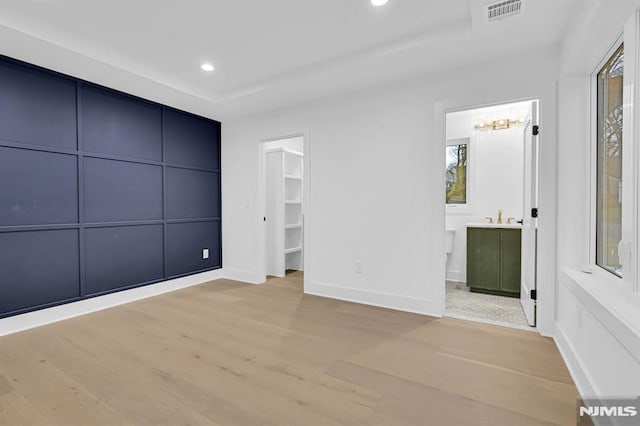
[{"left": 520, "top": 101, "right": 539, "bottom": 327}]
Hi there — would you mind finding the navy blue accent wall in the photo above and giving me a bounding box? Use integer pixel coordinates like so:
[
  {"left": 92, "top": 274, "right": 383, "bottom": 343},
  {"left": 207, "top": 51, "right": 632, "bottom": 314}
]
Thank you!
[
  {"left": 0, "top": 60, "right": 77, "bottom": 150},
  {"left": 85, "top": 225, "right": 165, "bottom": 295},
  {"left": 166, "top": 221, "right": 221, "bottom": 277},
  {"left": 0, "top": 56, "right": 222, "bottom": 318},
  {"left": 0, "top": 147, "right": 78, "bottom": 226},
  {"left": 83, "top": 158, "right": 164, "bottom": 222},
  {"left": 0, "top": 229, "right": 80, "bottom": 314}
]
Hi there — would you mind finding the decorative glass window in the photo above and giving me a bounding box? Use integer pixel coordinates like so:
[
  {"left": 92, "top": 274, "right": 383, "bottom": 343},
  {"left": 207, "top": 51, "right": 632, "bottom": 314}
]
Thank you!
[
  {"left": 445, "top": 139, "right": 468, "bottom": 205},
  {"left": 596, "top": 44, "right": 623, "bottom": 277}
]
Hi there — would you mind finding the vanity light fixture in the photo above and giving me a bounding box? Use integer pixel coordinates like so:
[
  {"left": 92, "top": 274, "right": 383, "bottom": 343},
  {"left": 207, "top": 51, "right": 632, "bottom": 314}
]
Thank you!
[
  {"left": 474, "top": 117, "right": 526, "bottom": 131},
  {"left": 200, "top": 63, "right": 215, "bottom": 72},
  {"left": 493, "top": 118, "right": 509, "bottom": 130},
  {"left": 371, "top": 0, "right": 388, "bottom": 6}
]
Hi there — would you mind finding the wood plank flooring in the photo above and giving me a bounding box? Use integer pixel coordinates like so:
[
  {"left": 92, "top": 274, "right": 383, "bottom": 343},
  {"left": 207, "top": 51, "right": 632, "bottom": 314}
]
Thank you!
[{"left": 0, "top": 272, "right": 578, "bottom": 425}]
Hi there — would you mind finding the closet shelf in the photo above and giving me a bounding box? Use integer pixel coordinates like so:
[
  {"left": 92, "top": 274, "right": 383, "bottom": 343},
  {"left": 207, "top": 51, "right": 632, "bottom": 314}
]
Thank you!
[{"left": 265, "top": 146, "right": 304, "bottom": 276}]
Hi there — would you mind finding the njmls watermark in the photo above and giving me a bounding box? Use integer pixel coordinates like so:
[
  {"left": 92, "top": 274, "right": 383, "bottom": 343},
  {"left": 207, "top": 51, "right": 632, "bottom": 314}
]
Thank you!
[{"left": 578, "top": 398, "right": 640, "bottom": 425}]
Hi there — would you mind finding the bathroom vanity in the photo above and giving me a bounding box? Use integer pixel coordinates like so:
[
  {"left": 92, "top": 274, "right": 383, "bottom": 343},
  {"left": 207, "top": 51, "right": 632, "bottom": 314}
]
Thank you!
[{"left": 466, "top": 223, "right": 521, "bottom": 297}]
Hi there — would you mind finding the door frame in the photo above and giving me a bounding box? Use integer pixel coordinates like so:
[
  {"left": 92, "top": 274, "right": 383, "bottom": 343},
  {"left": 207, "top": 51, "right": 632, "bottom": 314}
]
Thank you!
[
  {"left": 438, "top": 96, "right": 541, "bottom": 331},
  {"left": 520, "top": 101, "right": 539, "bottom": 327},
  {"left": 258, "top": 132, "right": 310, "bottom": 287}
]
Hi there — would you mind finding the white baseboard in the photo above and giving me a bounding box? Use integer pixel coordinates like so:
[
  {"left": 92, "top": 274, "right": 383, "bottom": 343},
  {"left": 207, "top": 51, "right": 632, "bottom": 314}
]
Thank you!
[
  {"left": 0, "top": 269, "right": 223, "bottom": 337},
  {"left": 306, "top": 281, "right": 441, "bottom": 317},
  {"left": 446, "top": 270, "right": 466, "bottom": 283},
  {"left": 222, "top": 268, "right": 264, "bottom": 284},
  {"left": 554, "top": 324, "right": 598, "bottom": 399}
]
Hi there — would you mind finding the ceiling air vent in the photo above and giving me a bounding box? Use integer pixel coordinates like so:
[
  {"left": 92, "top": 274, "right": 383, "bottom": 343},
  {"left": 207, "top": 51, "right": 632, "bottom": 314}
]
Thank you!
[{"left": 485, "top": 0, "right": 523, "bottom": 23}]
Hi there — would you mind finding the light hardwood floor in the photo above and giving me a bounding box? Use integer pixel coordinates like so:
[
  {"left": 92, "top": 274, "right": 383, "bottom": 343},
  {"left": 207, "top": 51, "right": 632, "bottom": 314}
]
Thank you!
[{"left": 0, "top": 272, "right": 578, "bottom": 425}]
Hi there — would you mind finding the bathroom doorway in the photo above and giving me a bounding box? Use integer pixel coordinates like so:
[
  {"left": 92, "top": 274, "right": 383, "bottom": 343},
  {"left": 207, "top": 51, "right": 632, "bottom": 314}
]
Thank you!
[
  {"left": 261, "top": 136, "right": 305, "bottom": 282},
  {"left": 443, "top": 100, "right": 538, "bottom": 330}
]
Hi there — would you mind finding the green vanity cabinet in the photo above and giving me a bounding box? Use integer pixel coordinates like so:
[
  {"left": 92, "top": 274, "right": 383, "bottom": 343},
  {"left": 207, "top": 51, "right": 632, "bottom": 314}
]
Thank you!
[
  {"left": 466, "top": 228, "right": 500, "bottom": 291},
  {"left": 466, "top": 227, "right": 521, "bottom": 297},
  {"left": 499, "top": 229, "right": 522, "bottom": 294}
]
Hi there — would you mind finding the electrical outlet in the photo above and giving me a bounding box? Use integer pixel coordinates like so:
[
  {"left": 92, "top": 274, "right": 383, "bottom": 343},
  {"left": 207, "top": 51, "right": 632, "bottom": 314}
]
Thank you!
[
  {"left": 355, "top": 262, "right": 363, "bottom": 274},
  {"left": 202, "top": 248, "right": 209, "bottom": 259}
]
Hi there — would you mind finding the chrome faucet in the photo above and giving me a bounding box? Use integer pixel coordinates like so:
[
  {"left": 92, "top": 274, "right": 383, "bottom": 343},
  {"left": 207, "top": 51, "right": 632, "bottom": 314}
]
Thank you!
[{"left": 497, "top": 209, "right": 503, "bottom": 224}]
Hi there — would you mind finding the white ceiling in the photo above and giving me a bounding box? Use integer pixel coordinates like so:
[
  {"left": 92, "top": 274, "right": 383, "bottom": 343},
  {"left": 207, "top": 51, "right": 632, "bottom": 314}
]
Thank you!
[{"left": 0, "top": 0, "right": 580, "bottom": 119}]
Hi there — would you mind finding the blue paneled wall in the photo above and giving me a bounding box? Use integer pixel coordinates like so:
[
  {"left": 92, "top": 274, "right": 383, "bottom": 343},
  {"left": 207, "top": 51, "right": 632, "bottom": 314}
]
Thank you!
[{"left": 0, "top": 56, "right": 222, "bottom": 318}]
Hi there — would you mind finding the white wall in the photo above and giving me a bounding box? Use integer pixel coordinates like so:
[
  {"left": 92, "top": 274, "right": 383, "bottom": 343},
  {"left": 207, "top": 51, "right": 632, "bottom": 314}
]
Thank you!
[
  {"left": 474, "top": 128, "right": 525, "bottom": 221},
  {"left": 223, "top": 46, "right": 559, "bottom": 333},
  {"left": 445, "top": 105, "right": 529, "bottom": 282},
  {"left": 556, "top": 0, "right": 640, "bottom": 399}
]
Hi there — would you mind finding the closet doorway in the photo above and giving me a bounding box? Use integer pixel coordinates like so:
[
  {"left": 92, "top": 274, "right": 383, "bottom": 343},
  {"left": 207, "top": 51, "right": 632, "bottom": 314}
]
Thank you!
[{"left": 261, "top": 136, "right": 305, "bottom": 279}]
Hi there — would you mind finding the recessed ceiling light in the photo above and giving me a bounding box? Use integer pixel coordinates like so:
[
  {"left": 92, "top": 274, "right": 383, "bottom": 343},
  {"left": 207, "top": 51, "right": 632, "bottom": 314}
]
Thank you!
[
  {"left": 200, "top": 63, "right": 215, "bottom": 72},
  {"left": 371, "top": 0, "right": 388, "bottom": 6}
]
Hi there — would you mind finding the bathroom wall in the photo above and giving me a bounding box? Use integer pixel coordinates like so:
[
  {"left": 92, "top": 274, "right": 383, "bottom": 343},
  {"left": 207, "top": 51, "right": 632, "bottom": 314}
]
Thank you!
[{"left": 445, "top": 102, "right": 530, "bottom": 282}]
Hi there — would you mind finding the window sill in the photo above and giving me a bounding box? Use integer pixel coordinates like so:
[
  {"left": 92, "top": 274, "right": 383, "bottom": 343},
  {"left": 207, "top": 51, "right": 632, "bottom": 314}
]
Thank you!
[{"left": 562, "top": 267, "right": 640, "bottom": 363}]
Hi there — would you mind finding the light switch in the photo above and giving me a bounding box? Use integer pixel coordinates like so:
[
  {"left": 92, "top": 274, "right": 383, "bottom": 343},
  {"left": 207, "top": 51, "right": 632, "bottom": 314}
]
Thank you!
[{"left": 203, "top": 248, "right": 209, "bottom": 259}]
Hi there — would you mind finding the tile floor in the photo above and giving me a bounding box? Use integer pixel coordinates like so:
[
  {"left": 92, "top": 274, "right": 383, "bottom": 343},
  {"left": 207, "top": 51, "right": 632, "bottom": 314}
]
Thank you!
[{"left": 445, "top": 281, "right": 532, "bottom": 330}]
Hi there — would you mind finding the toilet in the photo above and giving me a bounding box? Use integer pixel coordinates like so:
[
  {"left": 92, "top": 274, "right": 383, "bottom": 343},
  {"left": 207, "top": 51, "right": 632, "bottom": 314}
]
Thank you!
[{"left": 445, "top": 228, "right": 455, "bottom": 256}]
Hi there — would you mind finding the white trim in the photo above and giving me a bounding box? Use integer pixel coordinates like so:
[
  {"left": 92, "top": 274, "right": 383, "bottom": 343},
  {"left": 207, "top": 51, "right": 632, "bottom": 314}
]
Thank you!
[
  {"left": 223, "top": 268, "right": 264, "bottom": 284},
  {"left": 302, "top": 128, "right": 311, "bottom": 293},
  {"left": 587, "top": 65, "right": 597, "bottom": 271},
  {"left": 554, "top": 324, "right": 599, "bottom": 398},
  {"left": 562, "top": 268, "right": 640, "bottom": 364},
  {"left": 0, "top": 269, "right": 223, "bottom": 337},
  {"left": 446, "top": 270, "right": 466, "bottom": 283},
  {"left": 306, "top": 281, "right": 440, "bottom": 317},
  {"left": 625, "top": 12, "right": 640, "bottom": 295},
  {"left": 586, "top": 70, "right": 597, "bottom": 269}
]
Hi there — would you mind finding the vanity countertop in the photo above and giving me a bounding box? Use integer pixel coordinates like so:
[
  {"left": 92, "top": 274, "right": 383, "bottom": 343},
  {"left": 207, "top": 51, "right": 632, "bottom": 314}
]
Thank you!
[{"left": 465, "top": 222, "right": 522, "bottom": 229}]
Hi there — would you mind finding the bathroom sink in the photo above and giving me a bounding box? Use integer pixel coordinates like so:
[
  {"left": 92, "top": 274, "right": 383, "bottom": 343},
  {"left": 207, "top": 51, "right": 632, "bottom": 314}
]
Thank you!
[{"left": 465, "top": 222, "right": 522, "bottom": 229}]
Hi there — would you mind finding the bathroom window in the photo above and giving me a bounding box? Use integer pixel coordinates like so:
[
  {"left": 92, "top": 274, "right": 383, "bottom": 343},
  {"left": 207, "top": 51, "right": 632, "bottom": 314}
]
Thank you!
[
  {"left": 595, "top": 43, "right": 623, "bottom": 277},
  {"left": 445, "top": 138, "right": 468, "bottom": 205}
]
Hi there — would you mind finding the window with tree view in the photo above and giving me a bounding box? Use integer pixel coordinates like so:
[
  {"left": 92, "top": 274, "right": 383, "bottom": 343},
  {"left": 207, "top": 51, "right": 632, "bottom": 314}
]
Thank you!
[
  {"left": 596, "top": 44, "right": 623, "bottom": 277},
  {"left": 446, "top": 142, "right": 467, "bottom": 204}
]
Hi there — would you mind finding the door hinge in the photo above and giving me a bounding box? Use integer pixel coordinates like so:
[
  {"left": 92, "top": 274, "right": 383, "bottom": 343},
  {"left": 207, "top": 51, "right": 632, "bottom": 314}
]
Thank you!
[
  {"left": 532, "top": 125, "right": 539, "bottom": 136},
  {"left": 530, "top": 289, "right": 537, "bottom": 300},
  {"left": 531, "top": 208, "right": 538, "bottom": 218}
]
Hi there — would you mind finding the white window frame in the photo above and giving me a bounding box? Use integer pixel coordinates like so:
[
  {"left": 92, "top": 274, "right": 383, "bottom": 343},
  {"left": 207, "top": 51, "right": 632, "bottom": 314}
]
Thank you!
[
  {"left": 589, "top": 37, "right": 624, "bottom": 282},
  {"left": 589, "top": 17, "right": 639, "bottom": 295},
  {"left": 445, "top": 137, "right": 472, "bottom": 214}
]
